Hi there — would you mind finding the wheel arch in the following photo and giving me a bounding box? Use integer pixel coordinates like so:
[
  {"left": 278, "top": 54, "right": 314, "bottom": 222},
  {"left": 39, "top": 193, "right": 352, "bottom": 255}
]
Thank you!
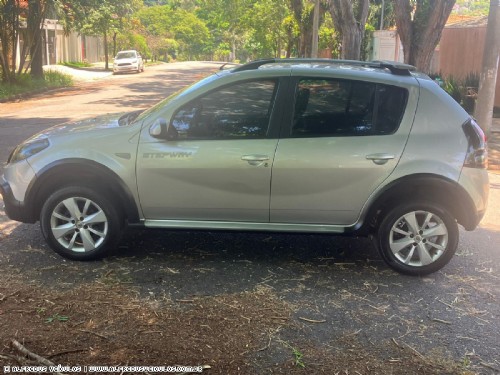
[
  {"left": 25, "top": 159, "right": 140, "bottom": 224},
  {"left": 355, "top": 173, "right": 478, "bottom": 234}
]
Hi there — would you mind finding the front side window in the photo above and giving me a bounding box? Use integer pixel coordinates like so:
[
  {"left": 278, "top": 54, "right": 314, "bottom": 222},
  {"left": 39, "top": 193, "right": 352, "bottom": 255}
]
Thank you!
[
  {"left": 171, "top": 80, "right": 277, "bottom": 140},
  {"left": 292, "top": 78, "right": 408, "bottom": 137}
]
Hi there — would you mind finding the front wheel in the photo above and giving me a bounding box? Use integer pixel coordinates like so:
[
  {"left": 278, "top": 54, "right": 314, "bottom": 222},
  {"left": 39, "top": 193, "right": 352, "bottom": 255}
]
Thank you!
[
  {"left": 376, "top": 202, "right": 459, "bottom": 275},
  {"left": 40, "top": 186, "right": 123, "bottom": 260}
]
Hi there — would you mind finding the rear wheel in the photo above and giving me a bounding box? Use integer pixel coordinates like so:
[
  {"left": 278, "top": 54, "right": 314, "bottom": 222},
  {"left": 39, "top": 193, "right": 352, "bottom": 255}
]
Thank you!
[
  {"left": 40, "top": 186, "right": 123, "bottom": 260},
  {"left": 376, "top": 202, "right": 459, "bottom": 275}
]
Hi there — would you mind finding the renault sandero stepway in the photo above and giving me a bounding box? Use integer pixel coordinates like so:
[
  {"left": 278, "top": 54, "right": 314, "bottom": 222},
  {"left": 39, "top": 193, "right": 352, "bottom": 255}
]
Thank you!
[{"left": 0, "top": 59, "right": 489, "bottom": 275}]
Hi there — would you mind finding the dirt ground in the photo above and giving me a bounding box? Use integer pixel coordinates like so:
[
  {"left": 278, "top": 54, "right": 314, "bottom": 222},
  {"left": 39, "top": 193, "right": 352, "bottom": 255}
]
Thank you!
[
  {"left": 0, "top": 271, "right": 482, "bottom": 375},
  {"left": 1, "top": 195, "right": 499, "bottom": 374}
]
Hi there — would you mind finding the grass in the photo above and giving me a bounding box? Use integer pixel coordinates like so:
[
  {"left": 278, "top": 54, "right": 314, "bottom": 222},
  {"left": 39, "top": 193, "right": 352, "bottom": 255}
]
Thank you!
[
  {"left": 60, "top": 61, "right": 92, "bottom": 69},
  {"left": 0, "top": 70, "right": 73, "bottom": 100}
]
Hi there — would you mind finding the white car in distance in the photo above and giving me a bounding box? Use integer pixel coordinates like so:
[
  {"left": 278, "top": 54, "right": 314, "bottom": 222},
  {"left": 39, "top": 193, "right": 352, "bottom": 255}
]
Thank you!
[{"left": 113, "top": 50, "right": 144, "bottom": 74}]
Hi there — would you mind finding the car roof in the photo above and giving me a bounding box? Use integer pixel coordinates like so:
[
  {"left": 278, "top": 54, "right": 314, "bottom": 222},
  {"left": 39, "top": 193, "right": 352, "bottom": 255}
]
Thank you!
[
  {"left": 218, "top": 58, "right": 424, "bottom": 87},
  {"left": 232, "top": 58, "right": 417, "bottom": 76}
]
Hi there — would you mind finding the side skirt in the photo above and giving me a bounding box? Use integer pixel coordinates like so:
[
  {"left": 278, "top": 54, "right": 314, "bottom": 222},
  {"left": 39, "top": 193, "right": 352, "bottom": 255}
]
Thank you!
[{"left": 143, "top": 219, "right": 348, "bottom": 234}]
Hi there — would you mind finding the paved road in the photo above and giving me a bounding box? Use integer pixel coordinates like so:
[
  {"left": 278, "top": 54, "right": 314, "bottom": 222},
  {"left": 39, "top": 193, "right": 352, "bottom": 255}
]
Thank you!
[
  {"left": 0, "top": 62, "right": 222, "bottom": 170},
  {"left": 0, "top": 62, "right": 499, "bottom": 373}
]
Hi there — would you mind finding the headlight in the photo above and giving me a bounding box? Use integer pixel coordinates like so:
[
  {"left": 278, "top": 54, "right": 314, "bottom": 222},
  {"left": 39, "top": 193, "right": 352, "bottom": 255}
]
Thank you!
[{"left": 8, "top": 138, "right": 50, "bottom": 164}]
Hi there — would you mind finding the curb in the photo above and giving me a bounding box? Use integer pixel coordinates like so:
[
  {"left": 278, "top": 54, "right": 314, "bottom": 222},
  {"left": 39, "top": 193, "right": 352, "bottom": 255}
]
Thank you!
[{"left": 0, "top": 85, "right": 77, "bottom": 103}]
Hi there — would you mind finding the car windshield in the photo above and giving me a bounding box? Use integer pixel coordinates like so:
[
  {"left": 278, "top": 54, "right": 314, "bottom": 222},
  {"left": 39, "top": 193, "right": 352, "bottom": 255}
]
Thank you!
[{"left": 116, "top": 52, "right": 136, "bottom": 59}]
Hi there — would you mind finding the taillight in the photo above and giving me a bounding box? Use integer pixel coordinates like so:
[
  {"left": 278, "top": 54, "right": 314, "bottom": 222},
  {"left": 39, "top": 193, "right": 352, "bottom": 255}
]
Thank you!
[{"left": 462, "top": 118, "right": 488, "bottom": 169}]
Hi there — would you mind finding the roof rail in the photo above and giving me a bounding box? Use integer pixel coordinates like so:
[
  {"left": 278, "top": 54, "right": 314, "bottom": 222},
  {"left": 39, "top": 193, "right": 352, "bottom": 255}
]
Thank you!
[
  {"left": 232, "top": 58, "right": 277, "bottom": 72},
  {"left": 371, "top": 60, "right": 416, "bottom": 76},
  {"left": 231, "top": 58, "right": 416, "bottom": 76}
]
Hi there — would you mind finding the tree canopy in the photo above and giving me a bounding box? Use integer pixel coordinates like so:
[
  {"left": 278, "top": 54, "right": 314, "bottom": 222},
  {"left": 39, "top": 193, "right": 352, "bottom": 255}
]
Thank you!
[{"left": 1, "top": 0, "right": 472, "bottom": 78}]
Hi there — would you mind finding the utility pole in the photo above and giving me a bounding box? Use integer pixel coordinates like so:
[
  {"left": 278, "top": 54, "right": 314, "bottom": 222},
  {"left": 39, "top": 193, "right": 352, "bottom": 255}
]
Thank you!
[
  {"left": 380, "top": 0, "right": 385, "bottom": 30},
  {"left": 311, "top": 0, "right": 320, "bottom": 58},
  {"left": 474, "top": 0, "right": 500, "bottom": 138}
]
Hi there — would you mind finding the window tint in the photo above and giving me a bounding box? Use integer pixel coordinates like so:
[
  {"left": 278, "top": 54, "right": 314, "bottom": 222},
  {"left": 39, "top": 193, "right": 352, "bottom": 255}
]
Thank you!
[
  {"left": 171, "top": 80, "right": 277, "bottom": 140},
  {"left": 292, "top": 79, "right": 407, "bottom": 137}
]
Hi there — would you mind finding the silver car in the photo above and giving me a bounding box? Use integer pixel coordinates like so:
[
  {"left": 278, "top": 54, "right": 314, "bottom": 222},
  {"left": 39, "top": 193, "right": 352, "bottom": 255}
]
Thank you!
[
  {"left": 0, "top": 59, "right": 489, "bottom": 275},
  {"left": 113, "top": 50, "right": 144, "bottom": 74}
]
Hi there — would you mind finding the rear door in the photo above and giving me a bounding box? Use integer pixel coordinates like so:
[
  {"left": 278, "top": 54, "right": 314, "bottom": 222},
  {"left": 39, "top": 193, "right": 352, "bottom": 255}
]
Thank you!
[{"left": 270, "top": 76, "right": 416, "bottom": 225}]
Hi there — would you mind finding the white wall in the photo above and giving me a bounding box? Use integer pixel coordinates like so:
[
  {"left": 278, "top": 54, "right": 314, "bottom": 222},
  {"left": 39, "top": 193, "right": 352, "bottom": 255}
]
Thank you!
[{"left": 371, "top": 30, "right": 404, "bottom": 62}]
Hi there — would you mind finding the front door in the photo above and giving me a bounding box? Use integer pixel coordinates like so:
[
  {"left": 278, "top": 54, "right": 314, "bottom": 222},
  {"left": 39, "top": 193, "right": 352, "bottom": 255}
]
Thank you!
[{"left": 137, "top": 79, "right": 280, "bottom": 222}]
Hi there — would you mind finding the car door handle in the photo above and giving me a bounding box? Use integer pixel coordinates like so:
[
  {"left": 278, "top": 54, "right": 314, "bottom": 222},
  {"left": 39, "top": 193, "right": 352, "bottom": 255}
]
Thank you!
[
  {"left": 241, "top": 154, "right": 270, "bottom": 166},
  {"left": 366, "top": 153, "right": 395, "bottom": 165}
]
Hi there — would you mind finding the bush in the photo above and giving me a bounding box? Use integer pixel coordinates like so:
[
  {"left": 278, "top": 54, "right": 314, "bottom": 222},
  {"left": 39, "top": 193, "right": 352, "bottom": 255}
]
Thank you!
[
  {"left": 441, "top": 74, "right": 479, "bottom": 114},
  {"left": 0, "top": 71, "right": 73, "bottom": 100},
  {"left": 44, "top": 70, "right": 73, "bottom": 86}
]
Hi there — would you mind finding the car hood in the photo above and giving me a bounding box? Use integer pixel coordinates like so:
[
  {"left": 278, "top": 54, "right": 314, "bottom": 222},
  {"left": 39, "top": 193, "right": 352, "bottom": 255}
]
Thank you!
[{"left": 29, "top": 113, "right": 133, "bottom": 141}]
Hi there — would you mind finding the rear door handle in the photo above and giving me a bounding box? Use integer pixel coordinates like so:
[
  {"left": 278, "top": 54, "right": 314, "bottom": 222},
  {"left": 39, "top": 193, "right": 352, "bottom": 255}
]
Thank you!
[
  {"left": 241, "top": 154, "right": 270, "bottom": 166},
  {"left": 366, "top": 153, "right": 395, "bottom": 165}
]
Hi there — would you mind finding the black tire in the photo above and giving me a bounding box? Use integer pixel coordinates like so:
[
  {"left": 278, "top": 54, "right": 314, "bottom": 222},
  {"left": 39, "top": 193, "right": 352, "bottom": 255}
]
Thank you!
[
  {"left": 376, "top": 201, "right": 459, "bottom": 276},
  {"left": 40, "top": 186, "right": 123, "bottom": 261}
]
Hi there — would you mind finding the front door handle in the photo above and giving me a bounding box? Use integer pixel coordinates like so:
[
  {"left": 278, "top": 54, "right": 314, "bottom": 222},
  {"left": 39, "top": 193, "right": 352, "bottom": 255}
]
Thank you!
[
  {"left": 241, "top": 154, "right": 270, "bottom": 166},
  {"left": 366, "top": 153, "right": 395, "bottom": 165}
]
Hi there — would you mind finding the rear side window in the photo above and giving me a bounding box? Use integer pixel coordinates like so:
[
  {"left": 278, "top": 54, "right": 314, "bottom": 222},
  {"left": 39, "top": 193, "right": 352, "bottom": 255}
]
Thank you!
[{"left": 291, "top": 78, "right": 408, "bottom": 137}]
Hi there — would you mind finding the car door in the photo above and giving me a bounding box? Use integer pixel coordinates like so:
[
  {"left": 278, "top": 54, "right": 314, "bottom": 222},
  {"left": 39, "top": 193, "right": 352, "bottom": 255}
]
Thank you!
[
  {"left": 136, "top": 79, "right": 281, "bottom": 222},
  {"left": 270, "top": 77, "right": 417, "bottom": 225}
]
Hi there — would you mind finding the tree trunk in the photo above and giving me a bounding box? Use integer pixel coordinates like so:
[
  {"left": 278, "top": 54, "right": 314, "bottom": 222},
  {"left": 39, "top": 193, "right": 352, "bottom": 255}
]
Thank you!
[
  {"left": 113, "top": 32, "right": 117, "bottom": 57},
  {"left": 474, "top": 0, "right": 500, "bottom": 138},
  {"left": 104, "top": 29, "right": 109, "bottom": 70},
  {"left": 28, "top": 0, "right": 44, "bottom": 78},
  {"left": 341, "top": 21, "right": 362, "bottom": 60},
  {"left": 231, "top": 34, "right": 236, "bottom": 62},
  {"left": 290, "top": 0, "right": 315, "bottom": 58},
  {"left": 0, "top": 0, "right": 19, "bottom": 82},
  {"left": 328, "top": 0, "right": 369, "bottom": 60},
  {"left": 395, "top": 0, "right": 455, "bottom": 72},
  {"left": 311, "top": 0, "right": 320, "bottom": 58}
]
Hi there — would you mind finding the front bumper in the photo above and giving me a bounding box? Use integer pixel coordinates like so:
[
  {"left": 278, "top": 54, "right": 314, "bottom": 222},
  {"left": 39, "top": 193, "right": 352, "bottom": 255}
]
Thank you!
[
  {"left": 113, "top": 64, "right": 139, "bottom": 73},
  {"left": 0, "top": 175, "right": 33, "bottom": 223}
]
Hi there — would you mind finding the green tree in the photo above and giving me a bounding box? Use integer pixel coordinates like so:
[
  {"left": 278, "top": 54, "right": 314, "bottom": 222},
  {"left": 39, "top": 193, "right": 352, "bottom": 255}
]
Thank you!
[
  {"left": 243, "top": 0, "right": 290, "bottom": 58},
  {"left": 137, "top": 5, "right": 210, "bottom": 60},
  {"left": 196, "top": 0, "right": 253, "bottom": 61},
  {"left": 319, "top": 12, "right": 339, "bottom": 57},
  {"left": 289, "top": 0, "right": 316, "bottom": 57},
  {"left": 0, "top": 0, "right": 56, "bottom": 82},
  {"left": 454, "top": 0, "right": 490, "bottom": 15},
  {"left": 0, "top": 0, "right": 21, "bottom": 82},
  {"left": 72, "top": 0, "right": 141, "bottom": 70}
]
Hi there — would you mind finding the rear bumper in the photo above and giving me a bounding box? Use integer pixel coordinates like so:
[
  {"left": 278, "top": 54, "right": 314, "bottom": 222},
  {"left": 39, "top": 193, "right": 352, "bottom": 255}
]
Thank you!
[
  {"left": 0, "top": 175, "right": 33, "bottom": 223},
  {"left": 458, "top": 167, "right": 489, "bottom": 230}
]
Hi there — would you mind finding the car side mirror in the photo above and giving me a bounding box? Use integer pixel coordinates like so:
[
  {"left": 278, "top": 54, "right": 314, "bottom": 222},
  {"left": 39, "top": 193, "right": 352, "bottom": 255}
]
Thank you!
[
  {"left": 149, "top": 118, "right": 178, "bottom": 140},
  {"left": 150, "top": 118, "right": 169, "bottom": 138}
]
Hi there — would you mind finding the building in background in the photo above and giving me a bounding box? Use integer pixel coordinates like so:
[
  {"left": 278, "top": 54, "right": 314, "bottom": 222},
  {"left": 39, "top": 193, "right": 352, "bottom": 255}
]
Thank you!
[{"left": 16, "top": 18, "right": 104, "bottom": 68}]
